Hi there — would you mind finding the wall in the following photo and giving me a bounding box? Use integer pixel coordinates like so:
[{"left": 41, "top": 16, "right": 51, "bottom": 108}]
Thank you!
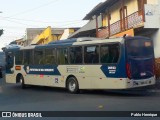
[
  {"left": 150, "top": 0, "right": 160, "bottom": 58},
  {"left": 60, "top": 29, "right": 72, "bottom": 40},
  {"left": 125, "top": 0, "right": 138, "bottom": 15},
  {"left": 107, "top": 0, "right": 139, "bottom": 25},
  {"left": 152, "top": 29, "right": 160, "bottom": 58},
  {"left": 109, "top": 1, "right": 121, "bottom": 24},
  {"left": 147, "top": 0, "right": 158, "bottom": 4}
]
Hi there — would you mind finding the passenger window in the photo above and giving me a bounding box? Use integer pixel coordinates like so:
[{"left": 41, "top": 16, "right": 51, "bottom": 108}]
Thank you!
[
  {"left": 100, "top": 45, "right": 110, "bottom": 63},
  {"left": 57, "top": 48, "right": 68, "bottom": 65},
  {"left": 84, "top": 46, "right": 99, "bottom": 64},
  {"left": 15, "top": 51, "right": 23, "bottom": 65},
  {"left": 109, "top": 46, "right": 119, "bottom": 63},
  {"left": 100, "top": 44, "right": 120, "bottom": 64},
  {"left": 44, "top": 49, "right": 56, "bottom": 65},
  {"left": 34, "top": 50, "right": 44, "bottom": 65},
  {"left": 23, "top": 50, "right": 33, "bottom": 65},
  {"left": 69, "top": 47, "right": 82, "bottom": 64}
]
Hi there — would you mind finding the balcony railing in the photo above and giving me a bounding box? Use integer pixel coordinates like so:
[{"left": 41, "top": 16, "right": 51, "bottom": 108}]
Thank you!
[{"left": 97, "top": 10, "right": 144, "bottom": 38}]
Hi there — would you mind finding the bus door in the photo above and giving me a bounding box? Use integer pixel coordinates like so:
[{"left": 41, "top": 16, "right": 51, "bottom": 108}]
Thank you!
[
  {"left": 125, "top": 37, "right": 155, "bottom": 80},
  {"left": 6, "top": 51, "right": 14, "bottom": 74}
]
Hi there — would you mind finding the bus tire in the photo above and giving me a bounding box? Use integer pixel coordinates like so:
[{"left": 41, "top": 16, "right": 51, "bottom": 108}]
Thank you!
[
  {"left": 67, "top": 77, "right": 79, "bottom": 94},
  {"left": 20, "top": 75, "right": 26, "bottom": 89}
]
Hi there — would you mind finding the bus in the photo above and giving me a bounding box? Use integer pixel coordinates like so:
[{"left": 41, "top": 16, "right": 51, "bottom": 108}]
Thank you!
[
  {"left": 0, "top": 52, "right": 5, "bottom": 78},
  {"left": 4, "top": 36, "right": 155, "bottom": 93}
]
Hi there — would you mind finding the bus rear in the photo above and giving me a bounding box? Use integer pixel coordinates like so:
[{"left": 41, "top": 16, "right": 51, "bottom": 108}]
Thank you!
[{"left": 125, "top": 36, "right": 155, "bottom": 88}]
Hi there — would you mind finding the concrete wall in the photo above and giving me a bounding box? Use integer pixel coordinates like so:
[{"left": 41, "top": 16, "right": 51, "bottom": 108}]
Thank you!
[
  {"left": 150, "top": 0, "right": 160, "bottom": 58},
  {"left": 147, "top": 0, "right": 158, "bottom": 4},
  {"left": 152, "top": 29, "right": 160, "bottom": 58},
  {"left": 104, "top": 0, "right": 159, "bottom": 25},
  {"left": 125, "top": 0, "right": 138, "bottom": 15},
  {"left": 105, "top": 0, "right": 138, "bottom": 25}
]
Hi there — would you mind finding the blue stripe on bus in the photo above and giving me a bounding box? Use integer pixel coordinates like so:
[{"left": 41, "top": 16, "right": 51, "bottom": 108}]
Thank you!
[
  {"left": 100, "top": 45, "right": 127, "bottom": 78},
  {"left": 23, "top": 65, "right": 61, "bottom": 75}
]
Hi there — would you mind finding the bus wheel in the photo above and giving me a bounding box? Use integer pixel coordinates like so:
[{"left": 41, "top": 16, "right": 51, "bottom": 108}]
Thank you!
[
  {"left": 67, "top": 77, "right": 79, "bottom": 94},
  {"left": 20, "top": 75, "right": 26, "bottom": 89}
]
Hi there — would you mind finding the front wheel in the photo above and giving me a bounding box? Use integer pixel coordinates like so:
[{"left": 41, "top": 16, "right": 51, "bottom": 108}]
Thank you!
[{"left": 67, "top": 77, "right": 79, "bottom": 94}]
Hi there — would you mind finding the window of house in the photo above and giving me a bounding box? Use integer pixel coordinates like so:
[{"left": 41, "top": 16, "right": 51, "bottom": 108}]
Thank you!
[
  {"left": 138, "top": 0, "right": 147, "bottom": 11},
  {"left": 120, "top": 6, "right": 127, "bottom": 31}
]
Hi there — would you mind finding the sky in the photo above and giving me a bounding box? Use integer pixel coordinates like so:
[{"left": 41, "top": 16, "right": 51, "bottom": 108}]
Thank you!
[{"left": 0, "top": 0, "right": 105, "bottom": 51}]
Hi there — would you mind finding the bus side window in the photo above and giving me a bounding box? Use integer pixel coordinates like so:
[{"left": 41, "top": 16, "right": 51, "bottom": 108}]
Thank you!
[
  {"left": 84, "top": 46, "right": 99, "bottom": 64},
  {"left": 23, "top": 50, "right": 33, "bottom": 65},
  {"left": 15, "top": 51, "right": 23, "bottom": 65},
  {"left": 34, "top": 50, "right": 44, "bottom": 65},
  {"left": 109, "top": 47, "right": 119, "bottom": 63},
  {"left": 100, "top": 44, "right": 120, "bottom": 64},
  {"left": 57, "top": 48, "right": 68, "bottom": 65},
  {"left": 100, "top": 45, "right": 110, "bottom": 63},
  {"left": 69, "top": 47, "right": 82, "bottom": 64},
  {"left": 44, "top": 49, "right": 56, "bottom": 65}
]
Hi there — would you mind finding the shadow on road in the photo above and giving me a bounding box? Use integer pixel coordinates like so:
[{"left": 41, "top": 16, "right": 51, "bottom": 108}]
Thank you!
[{"left": 6, "top": 83, "right": 158, "bottom": 97}]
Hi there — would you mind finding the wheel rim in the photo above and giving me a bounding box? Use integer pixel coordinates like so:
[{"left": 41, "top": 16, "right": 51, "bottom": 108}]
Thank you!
[
  {"left": 20, "top": 78, "right": 23, "bottom": 84},
  {"left": 69, "top": 80, "right": 76, "bottom": 92}
]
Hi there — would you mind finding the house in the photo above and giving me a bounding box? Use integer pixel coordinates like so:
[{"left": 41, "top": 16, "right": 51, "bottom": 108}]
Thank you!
[
  {"left": 24, "top": 27, "right": 66, "bottom": 46},
  {"left": 69, "top": 0, "right": 160, "bottom": 58},
  {"left": 25, "top": 27, "right": 80, "bottom": 45}
]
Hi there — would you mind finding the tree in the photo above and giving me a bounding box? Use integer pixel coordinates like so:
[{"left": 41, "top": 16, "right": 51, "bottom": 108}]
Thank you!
[{"left": 0, "top": 29, "right": 3, "bottom": 36}]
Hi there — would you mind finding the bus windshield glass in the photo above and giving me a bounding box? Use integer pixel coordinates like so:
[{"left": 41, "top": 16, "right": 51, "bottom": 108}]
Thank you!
[{"left": 126, "top": 39, "right": 153, "bottom": 57}]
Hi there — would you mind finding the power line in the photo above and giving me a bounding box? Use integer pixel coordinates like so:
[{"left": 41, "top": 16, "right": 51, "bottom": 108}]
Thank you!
[
  {"left": 0, "top": 16, "right": 83, "bottom": 24},
  {"left": 0, "top": 18, "right": 39, "bottom": 27},
  {"left": 0, "top": 17, "right": 86, "bottom": 28},
  {"left": 9, "top": 0, "right": 59, "bottom": 17}
]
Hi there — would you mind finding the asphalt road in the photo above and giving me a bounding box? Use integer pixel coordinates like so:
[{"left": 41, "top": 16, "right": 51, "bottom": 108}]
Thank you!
[{"left": 0, "top": 77, "right": 160, "bottom": 120}]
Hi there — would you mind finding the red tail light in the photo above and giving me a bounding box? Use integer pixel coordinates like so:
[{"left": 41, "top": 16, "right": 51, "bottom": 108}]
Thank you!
[{"left": 126, "top": 63, "right": 131, "bottom": 79}]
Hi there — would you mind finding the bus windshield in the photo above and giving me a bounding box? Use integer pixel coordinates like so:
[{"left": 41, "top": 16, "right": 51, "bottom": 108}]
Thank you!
[{"left": 126, "top": 39, "right": 153, "bottom": 57}]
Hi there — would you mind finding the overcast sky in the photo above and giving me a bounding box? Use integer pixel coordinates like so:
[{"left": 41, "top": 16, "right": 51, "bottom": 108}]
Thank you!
[{"left": 0, "top": 0, "right": 104, "bottom": 51}]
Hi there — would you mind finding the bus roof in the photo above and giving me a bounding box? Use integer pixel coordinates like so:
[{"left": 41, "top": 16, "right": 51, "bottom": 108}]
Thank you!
[{"left": 6, "top": 36, "right": 150, "bottom": 51}]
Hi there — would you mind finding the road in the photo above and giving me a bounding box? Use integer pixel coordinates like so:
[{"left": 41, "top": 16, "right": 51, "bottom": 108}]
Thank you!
[{"left": 0, "top": 77, "right": 160, "bottom": 120}]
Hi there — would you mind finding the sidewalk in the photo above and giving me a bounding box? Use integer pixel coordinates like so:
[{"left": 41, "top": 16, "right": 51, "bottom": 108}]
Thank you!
[{"left": 155, "top": 79, "right": 160, "bottom": 89}]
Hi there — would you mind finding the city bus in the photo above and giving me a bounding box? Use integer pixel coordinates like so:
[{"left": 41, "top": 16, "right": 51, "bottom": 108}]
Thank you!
[{"left": 4, "top": 36, "right": 155, "bottom": 93}]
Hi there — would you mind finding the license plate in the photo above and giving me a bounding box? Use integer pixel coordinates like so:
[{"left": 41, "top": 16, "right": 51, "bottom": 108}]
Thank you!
[{"left": 140, "top": 72, "right": 146, "bottom": 76}]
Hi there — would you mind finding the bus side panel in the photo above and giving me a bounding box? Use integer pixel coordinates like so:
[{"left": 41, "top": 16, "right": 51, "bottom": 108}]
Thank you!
[
  {"left": 58, "top": 65, "right": 92, "bottom": 89},
  {"left": 6, "top": 74, "right": 16, "bottom": 84},
  {"left": 21, "top": 65, "right": 66, "bottom": 87},
  {"left": 58, "top": 65, "right": 128, "bottom": 89},
  {"left": 82, "top": 65, "right": 128, "bottom": 89}
]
